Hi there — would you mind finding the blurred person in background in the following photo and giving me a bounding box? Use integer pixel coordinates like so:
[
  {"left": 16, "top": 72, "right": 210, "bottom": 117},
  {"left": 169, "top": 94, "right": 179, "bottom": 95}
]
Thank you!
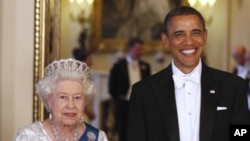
[
  {"left": 231, "top": 44, "right": 247, "bottom": 78},
  {"left": 109, "top": 37, "right": 151, "bottom": 141}
]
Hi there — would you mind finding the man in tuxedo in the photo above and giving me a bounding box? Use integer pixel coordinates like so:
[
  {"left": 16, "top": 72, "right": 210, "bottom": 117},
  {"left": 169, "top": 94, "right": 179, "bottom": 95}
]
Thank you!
[
  {"left": 232, "top": 46, "right": 250, "bottom": 116},
  {"left": 231, "top": 44, "right": 247, "bottom": 78},
  {"left": 109, "top": 37, "right": 151, "bottom": 141},
  {"left": 244, "top": 49, "right": 250, "bottom": 115},
  {"left": 127, "top": 6, "right": 250, "bottom": 141}
]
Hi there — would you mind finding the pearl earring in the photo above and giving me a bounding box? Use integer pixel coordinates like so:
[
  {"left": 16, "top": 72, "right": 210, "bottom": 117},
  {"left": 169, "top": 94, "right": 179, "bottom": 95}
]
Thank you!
[{"left": 49, "top": 113, "right": 52, "bottom": 119}]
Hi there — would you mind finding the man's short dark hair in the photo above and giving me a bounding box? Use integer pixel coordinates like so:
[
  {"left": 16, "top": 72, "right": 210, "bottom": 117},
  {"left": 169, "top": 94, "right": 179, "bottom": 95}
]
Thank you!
[
  {"left": 72, "top": 47, "right": 91, "bottom": 62},
  {"left": 127, "top": 37, "right": 144, "bottom": 49},
  {"left": 163, "top": 6, "right": 206, "bottom": 35}
]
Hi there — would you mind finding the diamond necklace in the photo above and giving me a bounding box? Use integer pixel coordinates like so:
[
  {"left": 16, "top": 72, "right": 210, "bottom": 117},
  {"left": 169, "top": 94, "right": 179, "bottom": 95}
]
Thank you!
[{"left": 51, "top": 120, "right": 78, "bottom": 141}]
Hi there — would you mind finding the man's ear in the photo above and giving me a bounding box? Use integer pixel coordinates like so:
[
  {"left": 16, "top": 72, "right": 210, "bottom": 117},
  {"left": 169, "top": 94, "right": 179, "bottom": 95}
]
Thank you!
[
  {"left": 161, "top": 32, "right": 169, "bottom": 48},
  {"left": 203, "top": 29, "right": 208, "bottom": 42}
]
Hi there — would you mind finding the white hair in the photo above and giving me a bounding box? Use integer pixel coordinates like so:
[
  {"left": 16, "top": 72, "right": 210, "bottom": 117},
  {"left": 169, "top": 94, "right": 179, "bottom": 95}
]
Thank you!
[{"left": 35, "top": 58, "right": 96, "bottom": 112}]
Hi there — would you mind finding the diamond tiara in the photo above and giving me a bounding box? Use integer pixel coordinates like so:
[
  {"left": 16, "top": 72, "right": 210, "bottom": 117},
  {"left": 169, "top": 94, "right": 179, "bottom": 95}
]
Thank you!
[{"left": 44, "top": 58, "right": 89, "bottom": 77}]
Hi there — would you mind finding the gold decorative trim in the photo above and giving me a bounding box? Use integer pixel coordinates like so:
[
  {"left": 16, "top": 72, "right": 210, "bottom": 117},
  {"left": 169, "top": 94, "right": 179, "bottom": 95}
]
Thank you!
[
  {"left": 33, "top": 0, "right": 60, "bottom": 121},
  {"left": 33, "top": 0, "right": 46, "bottom": 121}
]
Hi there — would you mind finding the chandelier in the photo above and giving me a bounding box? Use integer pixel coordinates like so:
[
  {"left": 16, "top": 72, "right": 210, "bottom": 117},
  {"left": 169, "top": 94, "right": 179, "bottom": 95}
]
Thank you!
[
  {"left": 69, "top": 0, "right": 94, "bottom": 26},
  {"left": 188, "top": 0, "right": 216, "bottom": 24}
]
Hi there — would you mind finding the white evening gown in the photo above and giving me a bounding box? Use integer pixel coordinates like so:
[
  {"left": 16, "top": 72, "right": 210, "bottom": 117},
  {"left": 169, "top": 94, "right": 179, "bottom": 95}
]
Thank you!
[{"left": 14, "top": 121, "right": 108, "bottom": 141}]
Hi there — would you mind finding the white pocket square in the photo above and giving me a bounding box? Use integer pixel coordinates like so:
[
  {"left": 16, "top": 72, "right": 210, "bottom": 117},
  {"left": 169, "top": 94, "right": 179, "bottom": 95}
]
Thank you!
[{"left": 217, "top": 106, "right": 227, "bottom": 111}]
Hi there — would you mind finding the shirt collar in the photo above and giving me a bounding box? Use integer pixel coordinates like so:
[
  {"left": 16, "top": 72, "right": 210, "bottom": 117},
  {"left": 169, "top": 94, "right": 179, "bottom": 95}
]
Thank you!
[
  {"left": 126, "top": 55, "right": 138, "bottom": 64},
  {"left": 172, "top": 59, "right": 202, "bottom": 78},
  {"left": 237, "top": 65, "right": 247, "bottom": 72}
]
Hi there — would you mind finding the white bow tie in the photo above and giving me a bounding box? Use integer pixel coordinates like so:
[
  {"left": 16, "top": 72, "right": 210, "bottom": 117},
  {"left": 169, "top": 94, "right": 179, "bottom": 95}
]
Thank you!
[{"left": 172, "top": 71, "right": 200, "bottom": 88}]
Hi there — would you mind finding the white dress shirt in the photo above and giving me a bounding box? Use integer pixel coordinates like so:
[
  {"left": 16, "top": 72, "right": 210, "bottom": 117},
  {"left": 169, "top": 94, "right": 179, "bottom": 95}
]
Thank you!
[
  {"left": 172, "top": 59, "right": 202, "bottom": 141},
  {"left": 237, "top": 65, "right": 248, "bottom": 79},
  {"left": 126, "top": 56, "right": 141, "bottom": 100}
]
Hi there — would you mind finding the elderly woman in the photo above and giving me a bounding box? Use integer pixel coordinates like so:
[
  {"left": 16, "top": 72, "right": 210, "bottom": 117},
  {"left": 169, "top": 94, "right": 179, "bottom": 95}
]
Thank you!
[{"left": 15, "top": 58, "right": 108, "bottom": 141}]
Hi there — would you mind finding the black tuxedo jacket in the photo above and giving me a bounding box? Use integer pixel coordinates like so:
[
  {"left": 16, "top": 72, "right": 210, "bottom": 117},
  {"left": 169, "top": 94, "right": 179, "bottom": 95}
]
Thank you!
[
  {"left": 232, "top": 67, "right": 238, "bottom": 75},
  {"left": 127, "top": 63, "right": 250, "bottom": 141},
  {"left": 109, "top": 59, "right": 151, "bottom": 100}
]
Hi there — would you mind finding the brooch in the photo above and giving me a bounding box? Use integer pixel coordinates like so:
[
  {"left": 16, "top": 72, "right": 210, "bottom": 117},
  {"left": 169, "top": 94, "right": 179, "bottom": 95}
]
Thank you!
[{"left": 87, "top": 131, "right": 96, "bottom": 141}]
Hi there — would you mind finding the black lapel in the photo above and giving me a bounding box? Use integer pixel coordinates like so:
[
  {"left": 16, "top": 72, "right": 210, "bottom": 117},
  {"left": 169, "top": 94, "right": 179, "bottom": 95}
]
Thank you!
[
  {"left": 153, "top": 65, "right": 180, "bottom": 141},
  {"left": 138, "top": 60, "right": 148, "bottom": 78},
  {"left": 121, "top": 60, "right": 129, "bottom": 85},
  {"left": 200, "top": 64, "right": 220, "bottom": 141}
]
